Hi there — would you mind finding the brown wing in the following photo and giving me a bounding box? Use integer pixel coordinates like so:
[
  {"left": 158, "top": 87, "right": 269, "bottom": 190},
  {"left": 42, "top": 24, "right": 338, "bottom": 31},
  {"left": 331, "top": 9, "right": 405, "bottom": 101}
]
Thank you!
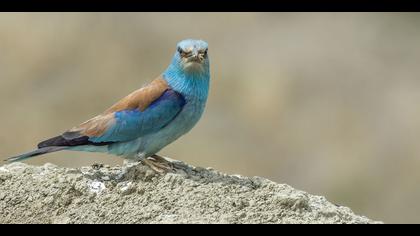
[
  {"left": 104, "top": 76, "right": 169, "bottom": 113},
  {"left": 37, "top": 76, "right": 169, "bottom": 148}
]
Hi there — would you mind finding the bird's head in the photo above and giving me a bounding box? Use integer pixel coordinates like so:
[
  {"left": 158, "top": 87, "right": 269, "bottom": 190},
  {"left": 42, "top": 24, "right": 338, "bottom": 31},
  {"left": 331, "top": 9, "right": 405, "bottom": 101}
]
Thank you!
[{"left": 173, "top": 39, "right": 209, "bottom": 73}]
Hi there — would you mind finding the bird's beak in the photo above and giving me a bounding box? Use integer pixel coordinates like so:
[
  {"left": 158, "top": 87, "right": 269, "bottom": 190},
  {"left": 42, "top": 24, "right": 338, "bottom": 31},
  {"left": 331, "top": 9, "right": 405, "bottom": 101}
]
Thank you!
[{"left": 189, "top": 51, "right": 203, "bottom": 63}]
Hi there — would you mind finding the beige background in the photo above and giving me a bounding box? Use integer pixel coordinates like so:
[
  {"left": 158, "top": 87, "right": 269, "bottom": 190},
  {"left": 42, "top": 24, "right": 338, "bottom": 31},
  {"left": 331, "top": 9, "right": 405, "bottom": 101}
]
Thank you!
[{"left": 1, "top": 13, "right": 419, "bottom": 223}]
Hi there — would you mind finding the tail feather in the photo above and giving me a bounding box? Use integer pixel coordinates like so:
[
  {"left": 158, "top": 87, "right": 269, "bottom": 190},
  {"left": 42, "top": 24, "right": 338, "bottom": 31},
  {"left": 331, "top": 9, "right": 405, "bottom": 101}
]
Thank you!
[{"left": 5, "top": 146, "right": 67, "bottom": 163}]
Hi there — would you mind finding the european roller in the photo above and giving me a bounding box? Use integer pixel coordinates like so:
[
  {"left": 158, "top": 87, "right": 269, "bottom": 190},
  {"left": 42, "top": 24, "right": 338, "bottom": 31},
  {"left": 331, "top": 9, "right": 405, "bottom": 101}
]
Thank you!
[{"left": 6, "top": 39, "right": 210, "bottom": 173}]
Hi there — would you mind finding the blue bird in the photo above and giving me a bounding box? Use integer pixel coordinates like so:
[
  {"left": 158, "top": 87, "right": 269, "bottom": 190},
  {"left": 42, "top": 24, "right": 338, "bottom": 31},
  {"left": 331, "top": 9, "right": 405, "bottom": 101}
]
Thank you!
[{"left": 6, "top": 39, "right": 210, "bottom": 173}]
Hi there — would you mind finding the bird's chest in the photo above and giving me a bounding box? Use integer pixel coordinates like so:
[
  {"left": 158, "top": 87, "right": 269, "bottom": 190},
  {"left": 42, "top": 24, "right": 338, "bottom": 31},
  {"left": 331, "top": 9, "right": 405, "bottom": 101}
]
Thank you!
[
  {"left": 168, "top": 97, "right": 206, "bottom": 133},
  {"left": 137, "top": 97, "right": 205, "bottom": 155},
  {"left": 107, "top": 97, "right": 206, "bottom": 156}
]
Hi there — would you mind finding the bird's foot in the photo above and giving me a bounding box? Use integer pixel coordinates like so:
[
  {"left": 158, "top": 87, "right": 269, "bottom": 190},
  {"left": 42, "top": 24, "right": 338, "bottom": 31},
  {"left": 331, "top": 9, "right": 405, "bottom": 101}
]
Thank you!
[
  {"left": 141, "top": 155, "right": 175, "bottom": 174},
  {"left": 92, "top": 163, "right": 104, "bottom": 170}
]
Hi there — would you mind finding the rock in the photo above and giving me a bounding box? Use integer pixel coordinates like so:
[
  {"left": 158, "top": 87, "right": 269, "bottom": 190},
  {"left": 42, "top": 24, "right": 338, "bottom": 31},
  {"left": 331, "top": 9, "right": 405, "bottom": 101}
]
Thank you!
[{"left": 0, "top": 159, "right": 381, "bottom": 224}]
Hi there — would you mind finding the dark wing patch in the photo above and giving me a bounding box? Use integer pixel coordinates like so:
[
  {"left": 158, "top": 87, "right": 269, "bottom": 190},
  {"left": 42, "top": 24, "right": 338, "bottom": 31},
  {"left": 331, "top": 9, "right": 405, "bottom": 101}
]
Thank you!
[{"left": 37, "top": 134, "right": 113, "bottom": 149}]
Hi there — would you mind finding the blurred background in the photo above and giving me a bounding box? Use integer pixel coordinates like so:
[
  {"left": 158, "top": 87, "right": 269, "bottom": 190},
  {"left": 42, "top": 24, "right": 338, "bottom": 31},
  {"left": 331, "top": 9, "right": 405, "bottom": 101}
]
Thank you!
[{"left": 0, "top": 13, "right": 419, "bottom": 223}]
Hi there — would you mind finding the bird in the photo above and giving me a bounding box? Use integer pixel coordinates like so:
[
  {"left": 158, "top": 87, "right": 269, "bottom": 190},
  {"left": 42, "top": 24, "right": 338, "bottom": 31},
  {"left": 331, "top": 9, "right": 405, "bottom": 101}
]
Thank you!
[{"left": 6, "top": 39, "right": 210, "bottom": 173}]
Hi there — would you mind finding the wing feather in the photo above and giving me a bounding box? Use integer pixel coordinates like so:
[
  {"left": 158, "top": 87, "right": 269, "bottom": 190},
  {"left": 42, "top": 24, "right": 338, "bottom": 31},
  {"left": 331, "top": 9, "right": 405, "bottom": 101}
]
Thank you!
[{"left": 37, "top": 76, "right": 185, "bottom": 148}]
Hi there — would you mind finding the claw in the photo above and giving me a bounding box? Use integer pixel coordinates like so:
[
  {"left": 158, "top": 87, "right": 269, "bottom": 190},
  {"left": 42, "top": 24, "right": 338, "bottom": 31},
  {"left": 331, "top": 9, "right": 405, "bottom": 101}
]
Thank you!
[{"left": 141, "top": 155, "right": 175, "bottom": 174}]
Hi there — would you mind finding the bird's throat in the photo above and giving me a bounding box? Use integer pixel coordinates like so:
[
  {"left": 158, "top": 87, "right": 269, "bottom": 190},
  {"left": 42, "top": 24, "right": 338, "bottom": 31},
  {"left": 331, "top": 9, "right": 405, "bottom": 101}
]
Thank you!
[{"left": 163, "top": 67, "right": 210, "bottom": 102}]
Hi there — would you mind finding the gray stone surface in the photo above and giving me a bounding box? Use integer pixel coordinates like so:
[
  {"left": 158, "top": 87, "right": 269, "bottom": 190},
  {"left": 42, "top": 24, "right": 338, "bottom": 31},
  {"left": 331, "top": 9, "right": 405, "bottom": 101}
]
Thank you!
[{"left": 0, "top": 159, "right": 381, "bottom": 224}]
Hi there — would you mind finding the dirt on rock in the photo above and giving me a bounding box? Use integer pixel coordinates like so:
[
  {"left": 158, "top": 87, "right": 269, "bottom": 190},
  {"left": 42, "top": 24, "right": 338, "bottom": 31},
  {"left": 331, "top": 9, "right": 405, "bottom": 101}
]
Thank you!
[{"left": 0, "top": 159, "right": 381, "bottom": 224}]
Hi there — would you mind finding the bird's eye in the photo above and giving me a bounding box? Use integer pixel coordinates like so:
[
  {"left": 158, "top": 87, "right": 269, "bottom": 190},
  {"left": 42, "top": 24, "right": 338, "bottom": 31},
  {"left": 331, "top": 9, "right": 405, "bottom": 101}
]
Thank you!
[
  {"left": 198, "top": 49, "right": 208, "bottom": 58},
  {"left": 177, "top": 47, "right": 183, "bottom": 54}
]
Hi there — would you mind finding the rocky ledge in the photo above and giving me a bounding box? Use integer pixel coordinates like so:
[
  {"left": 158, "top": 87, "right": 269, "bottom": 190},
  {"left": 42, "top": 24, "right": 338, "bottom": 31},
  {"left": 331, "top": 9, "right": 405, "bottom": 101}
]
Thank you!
[{"left": 0, "top": 158, "right": 381, "bottom": 224}]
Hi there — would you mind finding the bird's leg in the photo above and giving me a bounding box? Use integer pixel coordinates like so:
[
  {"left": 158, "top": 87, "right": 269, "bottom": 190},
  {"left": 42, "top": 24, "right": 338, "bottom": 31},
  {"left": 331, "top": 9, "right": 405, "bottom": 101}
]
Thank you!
[
  {"left": 139, "top": 154, "right": 175, "bottom": 174},
  {"left": 150, "top": 154, "right": 172, "bottom": 164}
]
